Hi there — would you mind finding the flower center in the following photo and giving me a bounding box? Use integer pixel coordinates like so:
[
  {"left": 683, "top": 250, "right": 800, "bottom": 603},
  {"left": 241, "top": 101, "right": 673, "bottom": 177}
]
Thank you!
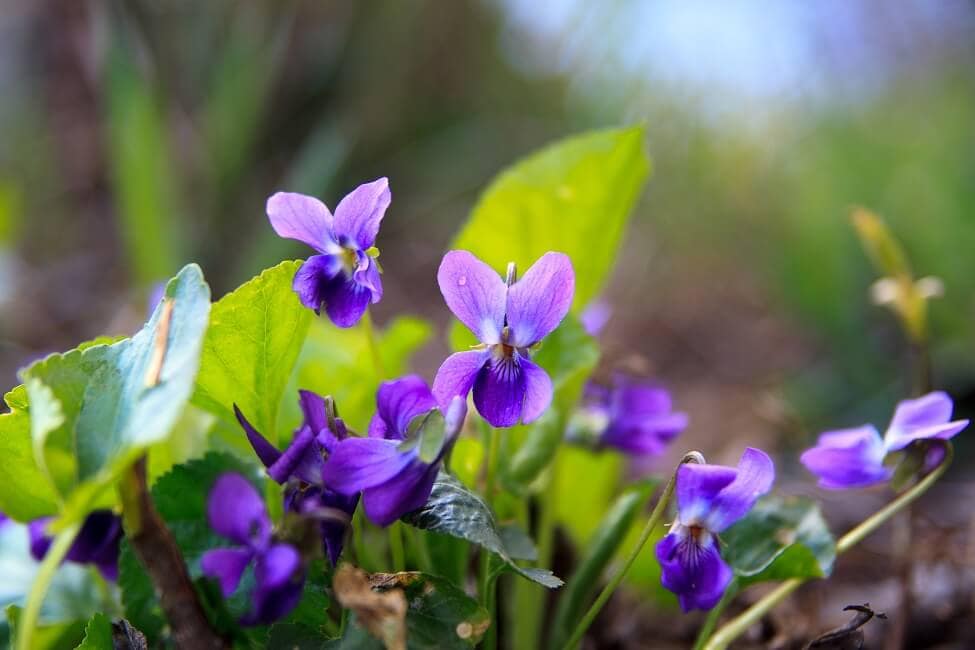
[{"left": 339, "top": 246, "right": 359, "bottom": 274}]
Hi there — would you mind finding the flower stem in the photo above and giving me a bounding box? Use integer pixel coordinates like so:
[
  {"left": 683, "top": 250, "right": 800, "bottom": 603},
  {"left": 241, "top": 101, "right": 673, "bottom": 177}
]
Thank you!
[
  {"left": 16, "top": 523, "right": 79, "bottom": 650},
  {"left": 479, "top": 423, "right": 502, "bottom": 650},
  {"left": 389, "top": 520, "right": 406, "bottom": 572},
  {"left": 561, "top": 451, "right": 705, "bottom": 650},
  {"left": 692, "top": 579, "right": 738, "bottom": 650},
  {"left": 701, "top": 445, "right": 954, "bottom": 650},
  {"left": 361, "top": 308, "right": 386, "bottom": 379}
]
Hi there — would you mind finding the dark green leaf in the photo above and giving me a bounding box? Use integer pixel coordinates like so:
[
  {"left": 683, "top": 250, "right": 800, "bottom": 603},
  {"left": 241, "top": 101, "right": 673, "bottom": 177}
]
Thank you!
[
  {"left": 722, "top": 495, "right": 836, "bottom": 587},
  {"left": 452, "top": 126, "right": 650, "bottom": 310},
  {"left": 75, "top": 612, "right": 113, "bottom": 650},
  {"left": 498, "top": 524, "right": 537, "bottom": 562},
  {"left": 402, "top": 473, "right": 562, "bottom": 588}
]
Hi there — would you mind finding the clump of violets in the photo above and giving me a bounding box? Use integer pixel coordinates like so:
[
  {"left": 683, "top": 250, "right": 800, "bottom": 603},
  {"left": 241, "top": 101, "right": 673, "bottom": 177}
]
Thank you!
[
  {"left": 325, "top": 375, "right": 467, "bottom": 526},
  {"left": 800, "top": 391, "right": 968, "bottom": 489},
  {"left": 29, "top": 510, "right": 123, "bottom": 581},
  {"left": 656, "top": 448, "right": 774, "bottom": 611},
  {"left": 568, "top": 374, "right": 688, "bottom": 459},
  {"left": 432, "top": 250, "right": 574, "bottom": 427},
  {"left": 267, "top": 178, "right": 390, "bottom": 327},
  {"left": 201, "top": 473, "right": 305, "bottom": 626},
  {"left": 235, "top": 390, "right": 357, "bottom": 566}
]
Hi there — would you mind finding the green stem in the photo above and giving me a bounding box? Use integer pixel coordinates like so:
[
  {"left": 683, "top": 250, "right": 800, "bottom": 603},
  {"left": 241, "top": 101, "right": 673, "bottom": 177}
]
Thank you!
[
  {"left": 562, "top": 452, "right": 704, "bottom": 650},
  {"left": 16, "top": 524, "right": 80, "bottom": 650},
  {"left": 389, "top": 521, "right": 406, "bottom": 572},
  {"left": 407, "top": 527, "right": 433, "bottom": 574},
  {"left": 479, "top": 424, "right": 501, "bottom": 650},
  {"left": 692, "top": 579, "right": 738, "bottom": 650},
  {"left": 702, "top": 445, "right": 954, "bottom": 650},
  {"left": 361, "top": 308, "right": 386, "bottom": 379}
]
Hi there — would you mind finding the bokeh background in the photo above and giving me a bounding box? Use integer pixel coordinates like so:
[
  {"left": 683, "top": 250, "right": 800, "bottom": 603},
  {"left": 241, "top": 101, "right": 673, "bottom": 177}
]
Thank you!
[{"left": 2, "top": 1, "right": 974, "bottom": 647}]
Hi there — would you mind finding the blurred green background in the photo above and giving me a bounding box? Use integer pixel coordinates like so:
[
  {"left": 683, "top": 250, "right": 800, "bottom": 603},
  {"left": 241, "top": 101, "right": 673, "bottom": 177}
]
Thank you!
[{"left": 1, "top": 0, "right": 974, "bottom": 642}]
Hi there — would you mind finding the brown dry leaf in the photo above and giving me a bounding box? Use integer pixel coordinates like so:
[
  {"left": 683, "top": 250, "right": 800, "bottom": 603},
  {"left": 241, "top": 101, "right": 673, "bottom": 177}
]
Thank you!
[{"left": 334, "top": 564, "right": 407, "bottom": 650}]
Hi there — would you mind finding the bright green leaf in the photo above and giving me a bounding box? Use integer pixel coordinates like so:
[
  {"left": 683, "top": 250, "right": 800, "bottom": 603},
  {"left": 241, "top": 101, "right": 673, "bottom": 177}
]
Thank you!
[
  {"left": 452, "top": 125, "right": 650, "bottom": 311},
  {"left": 6, "top": 605, "right": 87, "bottom": 650},
  {"left": 722, "top": 495, "right": 836, "bottom": 587},
  {"left": 0, "top": 386, "right": 59, "bottom": 521},
  {"left": 403, "top": 472, "right": 562, "bottom": 588},
  {"left": 193, "top": 260, "right": 312, "bottom": 446},
  {"left": 75, "top": 612, "right": 113, "bottom": 650}
]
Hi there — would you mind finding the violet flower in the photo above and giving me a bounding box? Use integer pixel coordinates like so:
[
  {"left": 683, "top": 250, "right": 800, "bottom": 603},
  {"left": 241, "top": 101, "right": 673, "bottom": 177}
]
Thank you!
[
  {"left": 800, "top": 391, "right": 968, "bottom": 489},
  {"left": 200, "top": 473, "right": 304, "bottom": 626},
  {"left": 29, "top": 510, "right": 122, "bottom": 581},
  {"left": 266, "top": 178, "right": 390, "bottom": 327},
  {"left": 656, "top": 448, "right": 774, "bottom": 612},
  {"left": 569, "top": 375, "right": 688, "bottom": 458},
  {"left": 580, "top": 299, "right": 611, "bottom": 337},
  {"left": 324, "top": 375, "right": 468, "bottom": 526},
  {"left": 432, "top": 250, "right": 574, "bottom": 427},
  {"left": 235, "top": 390, "right": 357, "bottom": 566}
]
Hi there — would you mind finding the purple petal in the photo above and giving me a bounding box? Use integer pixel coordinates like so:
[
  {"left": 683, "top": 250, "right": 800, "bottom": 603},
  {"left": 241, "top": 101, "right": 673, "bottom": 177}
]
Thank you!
[
  {"left": 505, "top": 252, "right": 574, "bottom": 347},
  {"left": 432, "top": 349, "right": 490, "bottom": 409},
  {"left": 656, "top": 531, "right": 733, "bottom": 612},
  {"left": 66, "top": 511, "right": 122, "bottom": 574},
  {"left": 520, "top": 356, "right": 553, "bottom": 424},
  {"left": 442, "top": 395, "right": 468, "bottom": 443},
  {"left": 437, "top": 250, "right": 506, "bottom": 344},
  {"left": 248, "top": 544, "right": 304, "bottom": 625},
  {"left": 362, "top": 462, "right": 439, "bottom": 527},
  {"left": 580, "top": 300, "right": 611, "bottom": 336},
  {"left": 318, "top": 489, "right": 359, "bottom": 566},
  {"left": 800, "top": 425, "right": 891, "bottom": 489},
  {"left": 235, "top": 405, "right": 282, "bottom": 470},
  {"left": 267, "top": 426, "right": 321, "bottom": 485},
  {"left": 473, "top": 355, "right": 527, "bottom": 428},
  {"left": 28, "top": 518, "right": 53, "bottom": 561},
  {"left": 884, "top": 392, "right": 968, "bottom": 452},
  {"left": 267, "top": 192, "right": 335, "bottom": 252},
  {"left": 298, "top": 390, "right": 329, "bottom": 436},
  {"left": 352, "top": 257, "right": 383, "bottom": 304},
  {"left": 292, "top": 254, "right": 342, "bottom": 312},
  {"left": 323, "top": 438, "right": 417, "bottom": 495},
  {"left": 372, "top": 375, "right": 438, "bottom": 440},
  {"left": 601, "top": 413, "right": 688, "bottom": 456},
  {"left": 321, "top": 273, "right": 373, "bottom": 328},
  {"left": 332, "top": 178, "right": 391, "bottom": 250},
  {"left": 201, "top": 547, "right": 253, "bottom": 597},
  {"left": 675, "top": 464, "right": 737, "bottom": 526},
  {"left": 208, "top": 473, "right": 271, "bottom": 548},
  {"left": 705, "top": 448, "right": 775, "bottom": 532}
]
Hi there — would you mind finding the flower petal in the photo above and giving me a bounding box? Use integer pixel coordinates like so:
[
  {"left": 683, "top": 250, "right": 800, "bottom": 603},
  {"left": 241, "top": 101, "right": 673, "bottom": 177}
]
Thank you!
[
  {"left": 506, "top": 252, "right": 574, "bottom": 347},
  {"left": 65, "top": 510, "right": 122, "bottom": 570},
  {"left": 352, "top": 257, "right": 383, "bottom": 304},
  {"left": 373, "top": 375, "right": 438, "bottom": 440},
  {"left": 602, "top": 413, "right": 688, "bottom": 456},
  {"left": 332, "top": 178, "right": 391, "bottom": 249},
  {"left": 885, "top": 391, "right": 968, "bottom": 452},
  {"left": 656, "top": 531, "right": 733, "bottom": 612},
  {"left": 432, "top": 349, "right": 489, "bottom": 408},
  {"left": 362, "top": 462, "right": 439, "bottom": 527},
  {"left": 292, "top": 254, "right": 342, "bottom": 313},
  {"left": 235, "top": 404, "right": 281, "bottom": 470},
  {"left": 323, "top": 438, "right": 417, "bottom": 495},
  {"left": 437, "top": 250, "right": 506, "bottom": 344},
  {"left": 267, "top": 426, "right": 321, "bottom": 485},
  {"left": 705, "top": 447, "right": 775, "bottom": 532},
  {"left": 800, "top": 425, "right": 890, "bottom": 489},
  {"left": 201, "top": 547, "right": 253, "bottom": 597},
  {"left": 321, "top": 274, "right": 373, "bottom": 328},
  {"left": 473, "top": 355, "right": 526, "bottom": 428},
  {"left": 519, "top": 356, "right": 553, "bottom": 424},
  {"left": 28, "top": 518, "right": 53, "bottom": 561},
  {"left": 248, "top": 544, "right": 304, "bottom": 625},
  {"left": 580, "top": 299, "right": 611, "bottom": 336},
  {"left": 266, "top": 192, "right": 335, "bottom": 252},
  {"left": 208, "top": 473, "right": 271, "bottom": 548},
  {"left": 298, "top": 390, "right": 328, "bottom": 437},
  {"left": 675, "top": 464, "right": 737, "bottom": 526}
]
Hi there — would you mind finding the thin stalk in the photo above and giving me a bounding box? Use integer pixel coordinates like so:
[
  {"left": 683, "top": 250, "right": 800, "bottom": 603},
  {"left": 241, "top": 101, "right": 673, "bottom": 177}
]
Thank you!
[
  {"left": 361, "top": 308, "right": 386, "bottom": 379},
  {"left": 407, "top": 527, "right": 433, "bottom": 573},
  {"left": 702, "top": 445, "right": 954, "bottom": 650},
  {"left": 479, "top": 424, "right": 501, "bottom": 650},
  {"left": 692, "top": 579, "right": 738, "bottom": 650},
  {"left": 389, "top": 521, "right": 406, "bottom": 572},
  {"left": 562, "top": 452, "right": 705, "bottom": 650},
  {"left": 16, "top": 524, "right": 79, "bottom": 650}
]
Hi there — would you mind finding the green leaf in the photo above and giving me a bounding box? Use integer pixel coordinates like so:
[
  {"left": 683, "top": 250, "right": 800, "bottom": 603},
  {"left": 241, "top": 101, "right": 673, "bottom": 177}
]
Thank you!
[
  {"left": 451, "top": 125, "right": 650, "bottom": 310},
  {"left": 21, "top": 264, "right": 211, "bottom": 529},
  {"left": 283, "top": 316, "right": 432, "bottom": 435},
  {"left": 550, "top": 482, "right": 654, "bottom": 648},
  {"left": 0, "top": 385, "right": 60, "bottom": 521},
  {"left": 6, "top": 605, "right": 87, "bottom": 650},
  {"left": 402, "top": 473, "right": 562, "bottom": 588},
  {"left": 722, "top": 495, "right": 836, "bottom": 587},
  {"left": 193, "top": 260, "right": 312, "bottom": 445},
  {"left": 75, "top": 612, "right": 112, "bottom": 649}
]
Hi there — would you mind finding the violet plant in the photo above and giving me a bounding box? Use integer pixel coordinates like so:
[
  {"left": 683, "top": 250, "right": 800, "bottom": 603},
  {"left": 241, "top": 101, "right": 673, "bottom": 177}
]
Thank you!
[{"left": 0, "top": 128, "right": 964, "bottom": 650}]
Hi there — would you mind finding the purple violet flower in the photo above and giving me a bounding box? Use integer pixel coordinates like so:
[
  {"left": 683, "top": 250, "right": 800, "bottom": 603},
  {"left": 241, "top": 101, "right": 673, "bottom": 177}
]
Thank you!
[
  {"left": 235, "top": 390, "right": 358, "bottom": 566},
  {"left": 800, "top": 391, "right": 969, "bottom": 489},
  {"left": 656, "top": 448, "right": 774, "bottom": 612},
  {"left": 432, "top": 250, "right": 574, "bottom": 428},
  {"left": 324, "top": 375, "right": 468, "bottom": 527},
  {"left": 569, "top": 375, "right": 688, "bottom": 458},
  {"left": 29, "top": 510, "right": 123, "bottom": 581},
  {"left": 200, "top": 473, "right": 305, "bottom": 626},
  {"left": 580, "top": 299, "right": 611, "bottom": 337},
  {"left": 266, "top": 178, "right": 390, "bottom": 327}
]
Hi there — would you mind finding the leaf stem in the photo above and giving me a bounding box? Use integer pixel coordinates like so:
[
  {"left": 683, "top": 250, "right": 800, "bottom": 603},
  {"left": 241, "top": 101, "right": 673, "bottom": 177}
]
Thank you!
[
  {"left": 692, "top": 579, "right": 738, "bottom": 650},
  {"left": 16, "top": 523, "right": 79, "bottom": 650},
  {"left": 701, "top": 445, "right": 954, "bottom": 650},
  {"left": 479, "top": 424, "right": 502, "bottom": 650},
  {"left": 561, "top": 451, "right": 704, "bottom": 650},
  {"left": 361, "top": 308, "right": 386, "bottom": 379},
  {"left": 389, "top": 520, "right": 406, "bottom": 571}
]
